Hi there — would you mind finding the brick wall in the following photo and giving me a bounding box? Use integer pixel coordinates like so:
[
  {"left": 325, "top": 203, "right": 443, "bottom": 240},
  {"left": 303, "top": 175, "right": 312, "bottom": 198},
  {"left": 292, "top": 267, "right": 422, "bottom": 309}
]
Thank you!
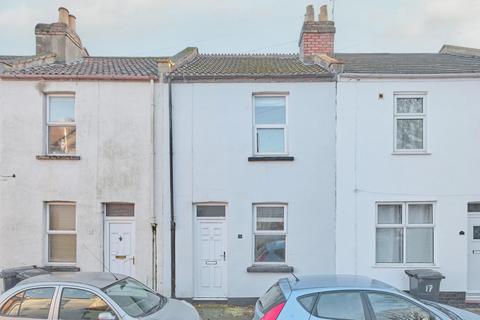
[
  {"left": 439, "top": 291, "right": 467, "bottom": 305},
  {"left": 300, "top": 32, "right": 334, "bottom": 57}
]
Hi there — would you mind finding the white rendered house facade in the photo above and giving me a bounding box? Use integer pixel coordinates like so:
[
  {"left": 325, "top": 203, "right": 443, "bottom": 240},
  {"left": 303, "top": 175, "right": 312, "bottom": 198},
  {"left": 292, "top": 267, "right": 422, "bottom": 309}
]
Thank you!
[
  {"left": 2, "top": 4, "right": 480, "bottom": 304},
  {"left": 336, "top": 71, "right": 480, "bottom": 303}
]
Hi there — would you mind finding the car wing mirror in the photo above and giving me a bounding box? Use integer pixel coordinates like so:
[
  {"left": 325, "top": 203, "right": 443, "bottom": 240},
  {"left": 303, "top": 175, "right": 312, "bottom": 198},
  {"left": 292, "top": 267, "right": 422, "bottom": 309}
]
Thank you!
[{"left": 98, "top": 312, "right": 116, "bottom": 320}]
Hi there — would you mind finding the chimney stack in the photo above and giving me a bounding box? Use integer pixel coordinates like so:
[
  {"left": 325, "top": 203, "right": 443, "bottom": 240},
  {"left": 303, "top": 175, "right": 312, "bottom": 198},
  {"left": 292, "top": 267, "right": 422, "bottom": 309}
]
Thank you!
[
  {"left": 35, "top": 7, "right": 88, "bottom": 63},
  {"left": 299, "top": 4, "right": 336, "bottom": 62}
]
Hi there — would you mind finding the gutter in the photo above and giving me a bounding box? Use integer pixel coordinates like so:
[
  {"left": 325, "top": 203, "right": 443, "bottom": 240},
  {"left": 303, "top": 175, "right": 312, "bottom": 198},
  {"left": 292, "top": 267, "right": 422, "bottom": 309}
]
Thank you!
[
  {"left": 169, "top": 74, "right": 335, "bottom": 83},
  {"left": 0, "top": 74, "right": 158, "bottom": 81},
  {"left": 339, "top": 72, "right": 480, "bottom": 80}
]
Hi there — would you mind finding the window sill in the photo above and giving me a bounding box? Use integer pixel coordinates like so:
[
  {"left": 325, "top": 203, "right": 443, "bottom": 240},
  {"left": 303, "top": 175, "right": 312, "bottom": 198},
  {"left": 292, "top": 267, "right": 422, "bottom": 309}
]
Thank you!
[
  {"left": 248, "top": 156, "right": 294, "bottom": 162},
  {"left": 42, "top": 265, "right": 80, "bottom": 272},
  {"left": 247, "top": 265, "right": 294, "bottom": 273},
  {"left": 391, "top": 151, "right": 431, "bottom": 156},
  {"left": 36, "top": 155, "right": 81, "bottom": 160},
  {"left": 373, "top": 264, "right": 438, "bottom": 269}
]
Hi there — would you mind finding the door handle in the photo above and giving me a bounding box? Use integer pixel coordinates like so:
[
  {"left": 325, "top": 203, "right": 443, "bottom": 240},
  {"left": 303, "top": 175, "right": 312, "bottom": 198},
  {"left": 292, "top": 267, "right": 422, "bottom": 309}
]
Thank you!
[{"left": 221, "top": 251, "right": 226, "bottom": 261}]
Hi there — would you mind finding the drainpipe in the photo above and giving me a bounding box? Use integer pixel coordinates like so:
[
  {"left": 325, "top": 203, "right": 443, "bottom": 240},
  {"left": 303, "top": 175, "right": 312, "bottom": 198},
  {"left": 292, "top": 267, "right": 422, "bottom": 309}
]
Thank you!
[
  {"left": 168, "top": 75, "right": 176, "bottom": 298},
  {"left": 150, "top": 78, "right": 158, "bottom": 291}
]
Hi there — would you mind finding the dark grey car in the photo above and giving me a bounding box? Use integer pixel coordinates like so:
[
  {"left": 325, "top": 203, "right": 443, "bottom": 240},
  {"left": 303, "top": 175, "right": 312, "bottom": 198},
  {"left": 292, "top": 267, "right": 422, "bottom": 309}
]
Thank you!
[{"left": 0, "top": 272, "right": 201, "bottom": 320}]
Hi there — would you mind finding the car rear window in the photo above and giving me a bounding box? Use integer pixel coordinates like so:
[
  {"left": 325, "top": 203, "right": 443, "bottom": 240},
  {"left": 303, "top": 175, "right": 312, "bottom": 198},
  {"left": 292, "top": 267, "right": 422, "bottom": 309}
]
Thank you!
[{"left": 259, "top": 282, "right": 286, "bottom": 313}]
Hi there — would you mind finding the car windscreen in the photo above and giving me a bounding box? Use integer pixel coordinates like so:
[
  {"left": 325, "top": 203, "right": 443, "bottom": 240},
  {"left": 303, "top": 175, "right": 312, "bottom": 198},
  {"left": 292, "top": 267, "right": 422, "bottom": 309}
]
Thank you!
[
  {"left": 103, "top": 278, "right": 167, "bottom": 317},
  {"left": 259, "top": 282, "right": 286, "bottom": 314}
]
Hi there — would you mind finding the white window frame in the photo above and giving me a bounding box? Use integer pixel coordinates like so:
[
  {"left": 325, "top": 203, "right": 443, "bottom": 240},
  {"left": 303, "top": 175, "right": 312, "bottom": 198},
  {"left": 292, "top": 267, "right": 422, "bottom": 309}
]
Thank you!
[
  {"left": 253, "top": 94, "right": 288, "bottom": 156},
  {"left": 253, "top": 203, "right": 288, "bottom": 265},
  {"left": 393, "top": 93, "right": 427, "bottom": 154},
  {"left": 46, "top": 202, "right": 77, "bottom": 265},
  {"left": 46, "top": 94, "right": 76, "bottom": 155},
  {"left": 375, "top": 202, "right": 435, "bottom": 266}
]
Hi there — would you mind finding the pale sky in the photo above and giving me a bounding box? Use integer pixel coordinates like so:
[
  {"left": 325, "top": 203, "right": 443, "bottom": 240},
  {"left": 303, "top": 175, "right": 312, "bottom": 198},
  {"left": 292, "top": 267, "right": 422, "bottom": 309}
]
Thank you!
[{"left": 1, "top": 0, "right": 480, "bottom": 57}]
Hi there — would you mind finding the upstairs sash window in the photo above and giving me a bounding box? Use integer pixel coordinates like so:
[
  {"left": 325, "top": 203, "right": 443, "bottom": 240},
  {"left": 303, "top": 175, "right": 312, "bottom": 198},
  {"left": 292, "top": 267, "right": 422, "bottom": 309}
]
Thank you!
[
  {"left": 47, "top": 95, "right": 76, "bottom": 154},
  {"left": 254, "top": 96, "right": 287, "bottom": 155}
]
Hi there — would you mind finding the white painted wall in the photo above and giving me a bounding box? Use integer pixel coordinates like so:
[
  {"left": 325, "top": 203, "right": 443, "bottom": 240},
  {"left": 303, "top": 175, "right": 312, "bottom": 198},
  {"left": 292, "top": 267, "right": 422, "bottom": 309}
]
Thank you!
[
  {"left": 0, "top": 79, "right": 161, "bottom": 291},
  {"left": 336, "top": 77, "right": 480, "bottom": 292},
  {"left": 167, "top": 81, "right": 337, "bottom": 298}
]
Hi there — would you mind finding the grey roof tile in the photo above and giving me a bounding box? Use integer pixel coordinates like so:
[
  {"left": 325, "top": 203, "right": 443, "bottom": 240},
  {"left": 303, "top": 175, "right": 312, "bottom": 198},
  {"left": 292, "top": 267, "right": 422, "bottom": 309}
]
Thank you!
[
  {"left": 2, "top": 56, "right": 163, "bottom": 78},
  {"left": 170, "top": 54, "right": 332, "bottom": 80},
  {"left": 0, "top": 55, "right": 38, "bottom": 65},
  {"left": 4, "top": 51, "right": 480, "bottom": 79},
  {"left": 336, "top": 53, "right": 480, "bottom": 74}
]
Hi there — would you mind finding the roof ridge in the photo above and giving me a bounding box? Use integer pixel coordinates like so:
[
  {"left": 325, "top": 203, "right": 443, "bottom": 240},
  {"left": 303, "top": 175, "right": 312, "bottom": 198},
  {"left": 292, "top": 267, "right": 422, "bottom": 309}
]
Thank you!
[
  {"left": 335, "top": 52, "right": 439, "bottom": 55},
  {"left": 199, "top": 53, "right": 299, "bottom": 57},
  {"left": 86, "top": 56, "right": 166, "bottom": 59}
]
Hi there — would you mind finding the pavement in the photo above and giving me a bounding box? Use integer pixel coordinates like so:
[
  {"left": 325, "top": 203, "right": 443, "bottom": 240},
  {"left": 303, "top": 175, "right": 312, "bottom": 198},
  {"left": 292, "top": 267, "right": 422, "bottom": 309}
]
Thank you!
[
  {"left": 194, "top": 303, "right": 480, "bottom": 320},
  {"left": 194, "top": 303, "right": 254, "bottom": 320}
]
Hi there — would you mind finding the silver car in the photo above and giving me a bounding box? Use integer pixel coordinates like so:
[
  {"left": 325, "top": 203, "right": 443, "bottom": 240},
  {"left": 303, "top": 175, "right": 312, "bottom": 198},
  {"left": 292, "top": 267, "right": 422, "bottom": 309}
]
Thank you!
[
  {"left": 254, "top": 275, "right": 480, "bottom": 320},
  {"left": 0, "top": 272, "right": 201, "bottom": 320}
]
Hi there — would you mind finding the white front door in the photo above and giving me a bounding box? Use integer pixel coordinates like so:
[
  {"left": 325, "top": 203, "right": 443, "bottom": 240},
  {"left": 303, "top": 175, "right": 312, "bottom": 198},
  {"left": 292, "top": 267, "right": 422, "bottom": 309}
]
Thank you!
[
  {"left": 195, "top": 219, "right": 227, "bottom": 298},
  {"left": 107, "top": 222, "right": 135, "bottom": 276},
  {"left": 468, "top": 216, "right": 480, "bottom": 295}
]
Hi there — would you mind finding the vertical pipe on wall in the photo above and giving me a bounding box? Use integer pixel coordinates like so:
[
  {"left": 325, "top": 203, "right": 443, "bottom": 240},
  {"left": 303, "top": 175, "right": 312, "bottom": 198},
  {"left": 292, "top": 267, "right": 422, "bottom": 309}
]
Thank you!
[
  {"left": 150, "top": 78, "right": 158, "bottom": 290},
  {"left": 353, "top": 78, "right": 360, "bottom": 274},
  {"left": 168, "top": 76, "right": 176, "bottom": 298}
]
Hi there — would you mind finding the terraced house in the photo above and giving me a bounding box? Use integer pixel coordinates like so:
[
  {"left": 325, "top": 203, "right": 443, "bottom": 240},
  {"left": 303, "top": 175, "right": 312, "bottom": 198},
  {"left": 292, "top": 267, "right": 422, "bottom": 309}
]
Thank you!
[
  {"left": 2, "top": 4, "right": 480, "bottom": 304},
  {"left": 0, "top": 7, "right": 163, "bottom": 292}
]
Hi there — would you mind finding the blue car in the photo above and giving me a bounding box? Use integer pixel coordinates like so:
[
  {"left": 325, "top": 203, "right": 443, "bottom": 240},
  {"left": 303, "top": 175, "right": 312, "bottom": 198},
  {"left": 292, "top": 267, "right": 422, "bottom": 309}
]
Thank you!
[{"left": 253, "top": 275, "right": 480, "bottom": 320}]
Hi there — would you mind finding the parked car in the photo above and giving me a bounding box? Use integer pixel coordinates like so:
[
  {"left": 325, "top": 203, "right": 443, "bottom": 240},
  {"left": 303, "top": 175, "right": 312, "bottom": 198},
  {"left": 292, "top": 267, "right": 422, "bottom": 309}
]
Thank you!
[
  {"left": 0, "top": 272, "right": 201, "bottom": 320},
  {"left": 253, "top": 275, "right": 480, "bottom": 320}
]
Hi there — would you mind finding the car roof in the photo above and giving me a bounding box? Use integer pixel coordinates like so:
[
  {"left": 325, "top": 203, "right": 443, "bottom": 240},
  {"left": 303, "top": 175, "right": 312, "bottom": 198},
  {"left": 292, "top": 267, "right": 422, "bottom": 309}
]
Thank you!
[
  {"left": 286, "top": 275, "right": 399, "bottom": 292},
  {"left": 18, "top": 272, "right": 128, "bottom": 289}
]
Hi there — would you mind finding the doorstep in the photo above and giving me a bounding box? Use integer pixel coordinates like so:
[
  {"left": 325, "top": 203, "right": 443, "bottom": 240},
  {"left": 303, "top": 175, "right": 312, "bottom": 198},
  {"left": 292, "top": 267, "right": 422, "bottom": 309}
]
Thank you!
[{"left": 466, "top": 293, "right": 480, "bottom": 304}]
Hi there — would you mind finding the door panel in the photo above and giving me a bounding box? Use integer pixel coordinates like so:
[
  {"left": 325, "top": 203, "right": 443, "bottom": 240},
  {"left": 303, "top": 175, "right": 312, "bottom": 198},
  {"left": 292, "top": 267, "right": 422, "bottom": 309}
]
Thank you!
[
  {"left": 468, "top": 216, "right": 480, "bottom": 293},
  {"left": 108, "top": 222, "right": 135, "bottom": 276},
  {"left": 195, "top": 219, "right": 226, "bottom": 298}
]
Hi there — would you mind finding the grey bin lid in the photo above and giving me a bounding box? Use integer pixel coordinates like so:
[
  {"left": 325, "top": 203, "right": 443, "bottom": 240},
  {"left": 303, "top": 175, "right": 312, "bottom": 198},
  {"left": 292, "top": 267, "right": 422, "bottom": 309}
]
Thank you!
[
  {"left": 18, "top": 269, "right": 50, "bottom": 280},
  {"left": 405, "top": 269, "right": 445, "bottom": 280},
  {"left": 0, "top": 266, "right": 41, "bottom": 278}
]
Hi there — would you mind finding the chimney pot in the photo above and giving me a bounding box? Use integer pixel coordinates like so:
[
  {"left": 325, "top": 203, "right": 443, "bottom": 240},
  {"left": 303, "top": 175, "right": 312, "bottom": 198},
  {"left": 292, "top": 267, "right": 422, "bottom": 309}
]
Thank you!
[
  {"left": 319, "top": 5, "right": 329, "bottom": 22},
  {"left": 305, "top": 5, "right": 315, "bottom": 22},
  {"left": 58, "top": 7, "right": 70, "bottom": 25},
  {"left": 68, "top": 14, "right": 76, "bottom": 32}
]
